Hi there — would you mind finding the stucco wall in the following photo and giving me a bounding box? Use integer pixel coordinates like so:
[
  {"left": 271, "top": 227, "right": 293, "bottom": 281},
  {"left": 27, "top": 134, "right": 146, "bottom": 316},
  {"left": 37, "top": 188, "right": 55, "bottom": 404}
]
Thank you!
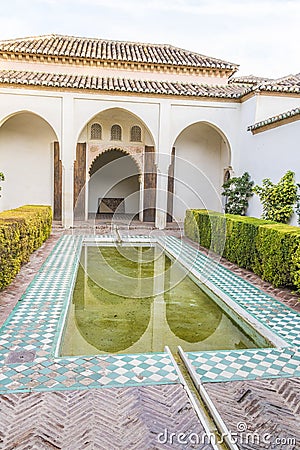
[
  {"left": 0, "top": 84, "right": 299, "bottom": 228},
  {"left": 0, "top": 112, "right": 57, "bottom": 211},
  {"left": 173, "top": 122, "right": 228, "bottom": 220},
  {"left": 255, "top": 94, "right": 300, "bottom": 123},
  {"left": 239, "top": 119, "right": 300, "bottom": 225}
]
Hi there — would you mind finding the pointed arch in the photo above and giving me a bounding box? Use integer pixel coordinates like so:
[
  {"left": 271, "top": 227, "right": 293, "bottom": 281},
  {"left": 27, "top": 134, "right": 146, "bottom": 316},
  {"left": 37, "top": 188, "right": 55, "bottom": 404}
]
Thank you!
[{"left": 89, "top": 147, "right": 142, "bottom": 176}]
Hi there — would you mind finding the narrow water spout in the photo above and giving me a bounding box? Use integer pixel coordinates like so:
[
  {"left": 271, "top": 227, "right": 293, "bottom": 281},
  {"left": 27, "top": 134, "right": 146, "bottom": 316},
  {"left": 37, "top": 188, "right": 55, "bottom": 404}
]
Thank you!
[{"left": 114, "top": 225, "right": 122, "bottom": 243}]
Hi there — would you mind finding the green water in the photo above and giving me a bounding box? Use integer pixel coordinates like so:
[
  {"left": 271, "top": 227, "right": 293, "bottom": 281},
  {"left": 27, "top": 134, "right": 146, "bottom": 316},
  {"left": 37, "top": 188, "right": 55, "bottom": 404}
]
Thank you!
[{"left": 60, "top": 245, "right": 266, "bottom": 356}]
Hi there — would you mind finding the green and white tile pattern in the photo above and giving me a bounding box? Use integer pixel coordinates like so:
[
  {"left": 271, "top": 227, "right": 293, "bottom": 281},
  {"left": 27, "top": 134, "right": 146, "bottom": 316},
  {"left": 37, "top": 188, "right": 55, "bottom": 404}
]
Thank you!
[
  {"left": 0, "top": 235, "right": 178, "bottom": 394},
  {"left": 159, "top": 236, "right": 300, "bottom": 383},
  {"left": 1, "top": 233, "right": 299, "bottom": 393}
]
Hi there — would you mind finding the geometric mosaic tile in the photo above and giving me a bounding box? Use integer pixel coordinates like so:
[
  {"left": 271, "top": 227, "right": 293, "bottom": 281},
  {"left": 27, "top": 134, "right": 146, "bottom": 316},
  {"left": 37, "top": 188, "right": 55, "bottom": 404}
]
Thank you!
[
  {"left": 160, "top": 236, "right": 300, "bottom": 384},
  {"left": 1, "top": 233, "right": 299, "bottom": 394},
  {"left": 185, "top": 347, "right": 300, "bottom": 383},
  {"left": 0, "top": 235, "right": 179, "bottom": 395}
]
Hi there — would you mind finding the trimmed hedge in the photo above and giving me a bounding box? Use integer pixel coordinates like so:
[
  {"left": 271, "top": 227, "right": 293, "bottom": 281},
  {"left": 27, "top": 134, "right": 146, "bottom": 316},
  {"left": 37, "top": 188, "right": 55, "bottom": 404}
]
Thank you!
[
  {"left": 0, "top": 205, "right": 52, "bottom": 290},
  {"left": 184, "top": 209, "right": 300, "bottom": 292}
]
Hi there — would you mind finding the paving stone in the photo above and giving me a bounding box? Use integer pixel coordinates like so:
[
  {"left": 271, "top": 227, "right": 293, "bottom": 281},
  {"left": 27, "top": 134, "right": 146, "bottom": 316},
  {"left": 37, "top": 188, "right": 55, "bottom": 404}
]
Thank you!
[
  {"left": 0, "top": 384, "right": 213, "bottom": 450},
  {"left": 205, "top": 377, "right": 300, "bottom": 450}
]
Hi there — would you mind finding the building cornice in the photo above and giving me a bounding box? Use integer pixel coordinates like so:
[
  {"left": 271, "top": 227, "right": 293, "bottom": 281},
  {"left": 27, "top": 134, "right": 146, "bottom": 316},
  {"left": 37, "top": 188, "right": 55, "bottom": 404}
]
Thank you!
[{"left": 0, "top": 53, "right": 233, "bottom": 79}]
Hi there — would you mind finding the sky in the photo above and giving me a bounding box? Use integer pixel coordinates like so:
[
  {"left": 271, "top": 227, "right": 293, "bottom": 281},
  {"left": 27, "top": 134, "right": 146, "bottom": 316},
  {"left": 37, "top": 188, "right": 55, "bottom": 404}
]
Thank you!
[{"left": 0, "top": 0, "right": 299, "bottom": 78}]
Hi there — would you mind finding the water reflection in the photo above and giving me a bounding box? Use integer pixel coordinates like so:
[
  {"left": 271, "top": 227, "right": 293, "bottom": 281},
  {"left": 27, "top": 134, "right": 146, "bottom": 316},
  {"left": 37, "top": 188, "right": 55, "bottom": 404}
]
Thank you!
[{"left": 60, "top": 245, "right": 259, "bottom": 356}]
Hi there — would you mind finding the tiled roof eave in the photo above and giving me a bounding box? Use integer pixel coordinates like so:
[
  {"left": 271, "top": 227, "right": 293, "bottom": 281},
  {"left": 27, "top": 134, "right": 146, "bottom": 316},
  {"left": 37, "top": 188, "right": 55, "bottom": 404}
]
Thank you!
[
  {"left": 259, "top": 85, "right": 300, "bottom": 94},
  {"left": 248, "top": 107, "right": 300, "bottom": 132},
  {"left": 0, "top": 69, "right": 246, "bottom": 100}
]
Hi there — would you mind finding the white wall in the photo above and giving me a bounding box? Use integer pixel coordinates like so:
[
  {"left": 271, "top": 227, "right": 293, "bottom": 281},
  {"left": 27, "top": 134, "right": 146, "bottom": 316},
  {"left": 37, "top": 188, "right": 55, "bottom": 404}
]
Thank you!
[
  {"left": 0, "top": 112, "right": 57, "bottom": 211},
  {"left": 255, "top": 95, "right": 300, "bottom": 123},
  {"left": 0, "top": 82, "right": 299, "bottom": 228},
  {"left": 173, "top": 122, "right": 229, "bottom": 220},
  {"left": 239, "top": 119, "right": 300, "bottom": 225}
]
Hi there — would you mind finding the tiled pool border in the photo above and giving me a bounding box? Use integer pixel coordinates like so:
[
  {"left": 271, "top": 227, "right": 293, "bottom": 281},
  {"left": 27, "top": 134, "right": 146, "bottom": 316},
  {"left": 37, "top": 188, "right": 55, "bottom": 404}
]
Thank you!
[
  {"left": 0, "top": 235, "right": 179, "bottom": 394},
  {"left": 158, "top": 236, "right": 300, "bottom": 384},
  {"left": 0, "top": 233, "right": 299, "bottom": 395}
]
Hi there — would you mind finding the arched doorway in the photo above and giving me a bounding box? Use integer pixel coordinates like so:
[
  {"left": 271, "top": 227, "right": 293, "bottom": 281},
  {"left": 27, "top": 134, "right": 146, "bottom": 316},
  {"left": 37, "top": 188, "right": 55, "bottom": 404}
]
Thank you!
[
  {"left": 88, "top": 149, "right": 141, "bottom": 220},
  {"left": 0, "top": 111, "right": 60, "bottom": 214},
  {"left": 171, "top": 122, "right": 231, "bottom": 221},
  {"left": 75, "top": 107, "right": 157, "bottom": 222}
]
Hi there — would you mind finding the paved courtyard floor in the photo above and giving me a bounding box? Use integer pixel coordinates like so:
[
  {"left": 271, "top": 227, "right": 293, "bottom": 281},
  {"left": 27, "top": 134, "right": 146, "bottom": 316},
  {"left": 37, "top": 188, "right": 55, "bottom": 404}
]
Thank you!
[{"left": 0, "top": 223, "right": 299, "bottom": 449}]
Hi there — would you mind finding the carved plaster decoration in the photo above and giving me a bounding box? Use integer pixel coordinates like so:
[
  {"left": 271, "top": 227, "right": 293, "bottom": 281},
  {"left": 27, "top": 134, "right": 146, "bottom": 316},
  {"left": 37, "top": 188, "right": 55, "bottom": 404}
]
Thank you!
[{"left": 88, "top": 144, "right": 144, "bottom": 177}]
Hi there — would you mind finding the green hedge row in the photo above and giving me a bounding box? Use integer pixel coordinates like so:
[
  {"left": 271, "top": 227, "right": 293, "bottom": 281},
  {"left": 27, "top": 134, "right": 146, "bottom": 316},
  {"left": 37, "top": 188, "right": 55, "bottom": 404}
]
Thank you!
[
  {"left": 184, "top": 209, "right": 300, "bottom": 292},
  {"left": 0, "top": 205, "right": 52, "bottom": 290}
]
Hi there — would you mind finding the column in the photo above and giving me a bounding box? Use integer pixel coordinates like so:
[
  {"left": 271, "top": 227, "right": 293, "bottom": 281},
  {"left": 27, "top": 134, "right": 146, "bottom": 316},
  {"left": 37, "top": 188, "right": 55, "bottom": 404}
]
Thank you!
[
  {"left": 139, "top": 175, "right": 144, "bottom": 222},
  {"left": 61, "top": 95, "right": 76, "bottom": 228},
  {"left": 155, "top": 101, "right": 172, "bottom": 229}
]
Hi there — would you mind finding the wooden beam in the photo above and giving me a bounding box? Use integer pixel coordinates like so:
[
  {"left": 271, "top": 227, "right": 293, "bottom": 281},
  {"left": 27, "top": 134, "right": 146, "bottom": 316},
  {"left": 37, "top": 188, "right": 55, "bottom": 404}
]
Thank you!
[
  {"left": 143, "top": 146, "right": 156, "bottom": 222},
  {"left": 53, "top": 141, "right": 62, "bottom": 221},
  {"left": 167, "top": 147, "right": 175, "bottom": 222},
  {"left": 74, "top": 143, "right": 86, "bottom": 220}
]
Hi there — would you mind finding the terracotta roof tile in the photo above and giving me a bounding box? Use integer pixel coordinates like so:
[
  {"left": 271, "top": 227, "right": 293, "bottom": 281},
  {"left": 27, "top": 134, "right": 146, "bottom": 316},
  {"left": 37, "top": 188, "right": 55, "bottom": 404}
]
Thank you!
[
  {"left": 0, "top": 69, "right": 246, "bottom": 98},
  {"left": 229, "top": 74, "right": 274, "bottom": 85},
  {"left": 0, "top": 34, "right": 238, "bottom": 71},
  {"left": 2, "top": 68, "right": 299, "bottom": 99},
  {"left": 230, "top": 73, "right": 300, "bottom": 93},
  {"left": 270, "top": 73, "right": 300, "bottom": 86},
  {"left": 248, "top": 107, "right": 300, "bottom": 132}
]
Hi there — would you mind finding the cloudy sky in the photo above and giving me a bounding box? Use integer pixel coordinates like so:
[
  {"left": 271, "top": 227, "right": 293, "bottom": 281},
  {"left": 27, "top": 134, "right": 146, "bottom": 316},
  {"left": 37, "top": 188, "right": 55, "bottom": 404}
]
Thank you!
[{"left": 0, "top": 0, "right": 299, "bottom": 78}]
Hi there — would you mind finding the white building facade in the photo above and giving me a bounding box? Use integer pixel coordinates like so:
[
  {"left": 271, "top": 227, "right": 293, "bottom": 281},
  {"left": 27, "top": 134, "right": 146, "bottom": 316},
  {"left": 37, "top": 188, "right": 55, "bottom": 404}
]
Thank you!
[{"left": 0, "top": 34, "right": 299, "bottom": 228}]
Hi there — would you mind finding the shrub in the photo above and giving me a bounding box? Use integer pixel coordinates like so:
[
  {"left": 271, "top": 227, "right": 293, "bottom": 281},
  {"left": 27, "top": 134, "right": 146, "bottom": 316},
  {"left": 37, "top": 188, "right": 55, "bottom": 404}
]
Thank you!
[
  {"left": 0, "top": 172, "right": 4, "bottom": 197},
  {"left": 184, "top": 209, "right": 300, "bottom": 292},
  {"left": 0, "top": 205, "right": 52, "bottom": 290},
  {"left": 253, "top": 170, "right": 297, "bottom": 223},
  {"left": 221, "top": 172, "right": 254, "bottom": 215},
  {"left": 295, "top": 183, "right": 300, "bottom": 225}
]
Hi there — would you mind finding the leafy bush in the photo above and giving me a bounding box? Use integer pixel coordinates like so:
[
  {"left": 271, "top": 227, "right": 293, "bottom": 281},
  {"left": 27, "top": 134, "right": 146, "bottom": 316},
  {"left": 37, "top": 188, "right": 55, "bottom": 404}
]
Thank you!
[
  {"left": 253, "top": 170, "right": 297, "bottom": 223},
  {"left": 222, "top": 172, "right": 254, "bottom": 215},
  {"left": 0, "top": 172, "right": 4, "bottom": 197},
  {"left": 184, "top": 209, "right": 300, "bottom": 292},
  {"left": 295, "top": 183, "right": 300, "bottom": 225},
  {"left": 0, "top": 205, "right": 52, "bottom": 290}
]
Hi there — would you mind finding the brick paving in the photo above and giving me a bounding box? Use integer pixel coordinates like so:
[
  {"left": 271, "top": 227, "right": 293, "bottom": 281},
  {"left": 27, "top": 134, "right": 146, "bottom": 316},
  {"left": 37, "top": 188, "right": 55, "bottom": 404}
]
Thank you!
[
  {"left": 0, "top": 384, "right": 213, "bottom": 450},
  {"left": 205, "top": 377, "right": 300, "bottom": 450}
]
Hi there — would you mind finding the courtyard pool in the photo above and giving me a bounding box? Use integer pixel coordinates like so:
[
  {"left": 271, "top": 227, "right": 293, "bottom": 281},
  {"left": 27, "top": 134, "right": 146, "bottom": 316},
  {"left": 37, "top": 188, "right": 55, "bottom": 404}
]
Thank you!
[{"left": 59, "top": 244, "right": 269, "bottom": 356}]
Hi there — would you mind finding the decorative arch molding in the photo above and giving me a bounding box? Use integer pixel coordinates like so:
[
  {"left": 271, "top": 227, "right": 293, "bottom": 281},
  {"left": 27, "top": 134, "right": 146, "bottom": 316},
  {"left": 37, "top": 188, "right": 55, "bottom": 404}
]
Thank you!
[
  {"left": 0, "top": 109, "right": 60, "bottom": 141},
  {"left": 75, "top": 106, "right": 156, "bottom": 148},
  {"left": 171, "top": 119, "right": 232, "bottom": 166},
  {"left": 88, "top": 145, "right": 143, "bottom": 176},
  {"left": 0, "top": 110, "right": 62, "bottom": 220}
]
